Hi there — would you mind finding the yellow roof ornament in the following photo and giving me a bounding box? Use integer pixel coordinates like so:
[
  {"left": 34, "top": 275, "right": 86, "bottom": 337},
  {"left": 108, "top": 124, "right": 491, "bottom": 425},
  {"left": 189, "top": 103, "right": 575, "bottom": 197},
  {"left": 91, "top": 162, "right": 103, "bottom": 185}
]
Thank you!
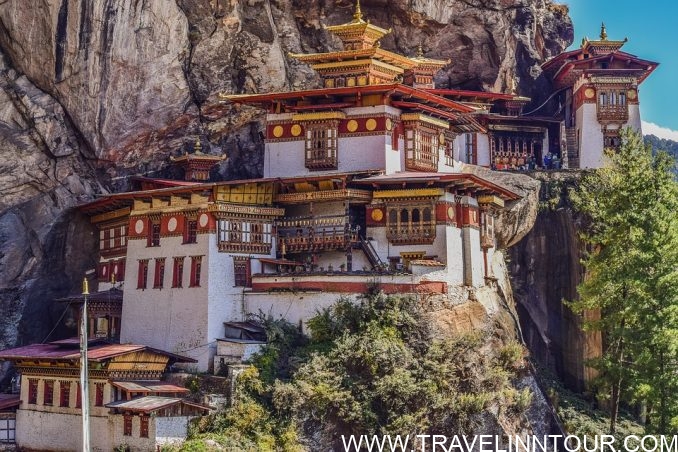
[
  {"left": 600, "top": 22, "right": 608, "bottom": 40},
  {"left": 353, "top": 0, "right": 364, "bottom": 23}
]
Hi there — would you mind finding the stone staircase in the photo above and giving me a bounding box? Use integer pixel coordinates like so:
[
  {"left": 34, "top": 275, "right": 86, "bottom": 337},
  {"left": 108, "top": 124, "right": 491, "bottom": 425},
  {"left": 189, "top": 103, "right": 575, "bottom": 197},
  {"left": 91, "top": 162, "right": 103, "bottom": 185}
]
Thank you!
[{"left": 565, "top": 127, "right": 579, "bottom": 169}]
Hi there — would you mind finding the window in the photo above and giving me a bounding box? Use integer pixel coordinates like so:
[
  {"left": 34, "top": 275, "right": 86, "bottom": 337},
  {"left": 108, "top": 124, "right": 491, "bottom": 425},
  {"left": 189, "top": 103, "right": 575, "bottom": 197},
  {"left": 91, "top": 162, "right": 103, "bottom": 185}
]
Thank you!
[
  {"left": 233, "top": 256, "right": 251, "bottom": 287},
  {"left": 305, "top": 121, "right": 338, "bottom": 170},
  {"left": 148, "top": 222, "right": 160, "bottom": 247},
  {"left": 95, "top": 383, "right": 104, "bottom": 407},
  {"left": 217, "top": 220, "right": 273, "bottom": 253},
  {"left": 597, "top": 88, "right": 629, "bottom": 121},
  {"left": 75, "top": 382, "right": 81, "bottom": 408},
  {"left": 59, "top": 381, "right": 70, "bottom": 407},
  {"left": 153, "top": 258, "right": 166, "bottom": 289},
  {"left": 465, "top": 133, "right": 477, "bottom": 164},
  {"left": 140, "top": 416, "right": 149, "bottom": 438},
  {"left": 404, "top": 124, "right": 439, "bottom": 171},
  {"left": 137, "top": 260, "right": 149, "bottom": 289},
  {"left": 99, "top": 223, "right": 128, "bottom": 257},
  {"left": 43, "top": 380, "right": 54, "bottom": 406},
  {"left": 190, "top": 256, "right": 203, "bottom": 287},
  {"left": 123, "top": 414, "right": 132, "bottom": 436},
  {"left": 385, "top": 203, "right": 436, "bottom": 245},
  {"left": 184, "top": 219, "right": 198, "bottom": 244},
  {"left": 172, "top": 257, "right": 184, "bottom": 288},
  {"left": 480, "top": 210, "right": 495, "bottom": 249},
  {"left": 28, "top": 379, "right": 38, "bottom": 404}
]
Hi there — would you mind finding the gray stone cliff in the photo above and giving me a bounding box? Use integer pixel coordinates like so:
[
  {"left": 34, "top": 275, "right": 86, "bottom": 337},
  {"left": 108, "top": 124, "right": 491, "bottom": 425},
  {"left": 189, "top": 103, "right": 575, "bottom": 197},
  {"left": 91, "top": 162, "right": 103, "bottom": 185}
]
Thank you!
[{"left": 0, "top": 0, "right": 573, "bottom": 391}]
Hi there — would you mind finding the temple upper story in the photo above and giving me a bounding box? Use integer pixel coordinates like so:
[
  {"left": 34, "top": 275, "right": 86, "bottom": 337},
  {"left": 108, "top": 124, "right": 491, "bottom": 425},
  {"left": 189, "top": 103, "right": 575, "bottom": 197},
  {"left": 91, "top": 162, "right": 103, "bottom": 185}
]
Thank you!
[{"left": 288, "top": 1, "right": 448, "bottom": 89}]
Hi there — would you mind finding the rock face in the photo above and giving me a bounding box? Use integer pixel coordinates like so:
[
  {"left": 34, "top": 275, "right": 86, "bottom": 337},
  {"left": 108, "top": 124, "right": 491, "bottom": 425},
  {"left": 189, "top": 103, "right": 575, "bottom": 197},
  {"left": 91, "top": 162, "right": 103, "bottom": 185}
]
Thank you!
[
  {"left": 508, "top": 172, "right": 601, "bottom": 391},
  {"left": 0, "top": 0, "right": 573, "bottom": 383}
]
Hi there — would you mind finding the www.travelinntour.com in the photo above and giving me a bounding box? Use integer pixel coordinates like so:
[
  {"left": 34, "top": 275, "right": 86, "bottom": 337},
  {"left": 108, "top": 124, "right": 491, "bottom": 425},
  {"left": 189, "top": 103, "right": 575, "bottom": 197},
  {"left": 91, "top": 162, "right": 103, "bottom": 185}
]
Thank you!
[{"left": 340, "top": 434, "right": 678, "bottom": 452}]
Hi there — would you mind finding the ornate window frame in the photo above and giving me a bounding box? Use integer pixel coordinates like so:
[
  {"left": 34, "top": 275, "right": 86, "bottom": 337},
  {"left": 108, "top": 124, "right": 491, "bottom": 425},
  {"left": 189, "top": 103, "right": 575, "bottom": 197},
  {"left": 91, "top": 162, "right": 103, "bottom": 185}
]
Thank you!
[{"left": 304, "top": 120, "right": 339, "bottom": 170}]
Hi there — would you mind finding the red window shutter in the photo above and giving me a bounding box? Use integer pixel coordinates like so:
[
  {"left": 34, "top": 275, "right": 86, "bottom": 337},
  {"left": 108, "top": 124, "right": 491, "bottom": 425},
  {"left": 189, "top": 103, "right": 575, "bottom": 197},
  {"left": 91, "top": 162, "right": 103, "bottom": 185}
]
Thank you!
[
  {"left": 123, "top": 414, "right": 132, "bottom": 436},
  {"left": 137, "top": 261, "right": 148, "bottom": 289},
  {"left": 95, "top": 383, "right": 104, "bottom": 406}
]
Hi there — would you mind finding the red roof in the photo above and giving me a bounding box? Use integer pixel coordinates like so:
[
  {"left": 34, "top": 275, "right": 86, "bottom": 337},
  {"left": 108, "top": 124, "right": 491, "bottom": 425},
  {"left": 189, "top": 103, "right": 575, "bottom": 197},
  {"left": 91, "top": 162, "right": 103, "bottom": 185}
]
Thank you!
[
  {"left": 106, "top": 396, "right": 211, "bottom": 414},
  {"left": 0, "top": 394, "right": 20, "bottom": 411},
  {"left": 111, "top": 381, "right": 189, "bottom": 394},
  {"left": 225, "top": 83, "right": 477, "bottom": 114},
  {"left": 0, "top": 341, "right": 195, "bottom": 363},
  {"left": 355, "top": 171, "right": 520, "bottom": 200},
  {"left": 131, "top": 176, "right": 202, "bottom": 187}
]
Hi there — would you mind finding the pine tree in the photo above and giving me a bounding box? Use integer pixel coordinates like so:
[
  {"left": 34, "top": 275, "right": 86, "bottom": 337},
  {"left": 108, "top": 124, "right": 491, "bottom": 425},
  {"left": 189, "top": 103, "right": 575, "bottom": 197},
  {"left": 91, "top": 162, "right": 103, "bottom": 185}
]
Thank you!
[{"left": 569, "top": 128, "right": 678, "bottom": 433}]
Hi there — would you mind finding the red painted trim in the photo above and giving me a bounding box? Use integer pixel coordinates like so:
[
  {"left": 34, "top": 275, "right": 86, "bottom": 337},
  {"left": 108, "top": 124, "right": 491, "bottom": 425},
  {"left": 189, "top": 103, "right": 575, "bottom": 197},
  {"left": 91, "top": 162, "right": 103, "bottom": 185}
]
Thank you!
[{"left": 251, "top": 280, "right": 447, "bottom": 294}]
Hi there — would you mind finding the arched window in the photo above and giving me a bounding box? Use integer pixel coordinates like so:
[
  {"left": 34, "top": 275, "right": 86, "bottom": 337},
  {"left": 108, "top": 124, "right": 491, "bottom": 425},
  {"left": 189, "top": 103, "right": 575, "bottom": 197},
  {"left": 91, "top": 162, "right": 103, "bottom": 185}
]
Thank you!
[
  {"left": 400, "top": 209, "right": 409, "bottom": 223},
  {"left": 412, "top": 208, "right": 420, "bottom": 223},
  {"left": 389, "top": 209, "right": 397, "bottom": 224},
  {"left": 423, "top": 207, "right": 432, "bottom": 222}
]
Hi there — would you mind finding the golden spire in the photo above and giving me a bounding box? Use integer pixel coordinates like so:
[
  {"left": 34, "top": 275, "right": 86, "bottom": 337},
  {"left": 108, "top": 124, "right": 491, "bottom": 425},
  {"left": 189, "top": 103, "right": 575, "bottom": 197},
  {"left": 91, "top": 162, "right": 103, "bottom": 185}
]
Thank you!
[
  {"left": 194, "top": 137, "right": 203, "bottom": 155},
  {"left": 417, "top": 44, "right": 424, "bottom": 58},
  {"left": 82, "top": 277, "right": 89, "bottom": 295},
  {"left": 600, "top": 22, "right": 607, "bottom": 40},
  {"left": 353, "top": 0, "right": 364, "bottom": 23}
]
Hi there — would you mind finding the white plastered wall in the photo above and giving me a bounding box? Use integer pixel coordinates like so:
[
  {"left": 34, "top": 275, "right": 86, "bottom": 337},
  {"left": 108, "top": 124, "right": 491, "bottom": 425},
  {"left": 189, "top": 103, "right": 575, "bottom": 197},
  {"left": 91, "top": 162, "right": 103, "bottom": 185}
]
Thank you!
[
  {"left": 476, "top": 133, "right": 491, "bottom": 167},
  {"left": 576, "top": 103, "right": 604, "bottom": 169},
  {"left": 121, "top": 234, "right": 211, "bottom": 370}
]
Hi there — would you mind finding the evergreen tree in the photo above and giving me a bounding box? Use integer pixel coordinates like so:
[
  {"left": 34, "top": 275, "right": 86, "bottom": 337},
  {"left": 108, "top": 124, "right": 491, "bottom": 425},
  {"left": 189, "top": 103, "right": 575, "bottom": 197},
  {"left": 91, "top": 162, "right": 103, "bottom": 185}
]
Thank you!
[{"left": 570, "top": 128, "right": 678, "bottom": 433}]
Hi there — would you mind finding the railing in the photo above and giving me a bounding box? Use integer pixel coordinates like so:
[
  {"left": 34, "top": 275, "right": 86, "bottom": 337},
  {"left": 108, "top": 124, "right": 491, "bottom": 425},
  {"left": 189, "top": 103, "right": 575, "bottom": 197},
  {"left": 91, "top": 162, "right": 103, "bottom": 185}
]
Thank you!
[
  {"left": 305, "top": 150, "right": 337, "bottom": 170},
  {"left": 359, "top": 237, "right": 384, "bottom": 270},
  {"left": 405, "top": 158, "right": 438, "bottom": 172},
  {"left": 218, "top": 242, "right": 272, "bottom": 254},
  {"left": 277, "top": 215, "right": 358, "bottom": 254},
  {"left": 597, "top": 104, "right": 628, "bottom": 122},
  {"left": 386, "top": 222, "right": 436, "bottom": 244}
]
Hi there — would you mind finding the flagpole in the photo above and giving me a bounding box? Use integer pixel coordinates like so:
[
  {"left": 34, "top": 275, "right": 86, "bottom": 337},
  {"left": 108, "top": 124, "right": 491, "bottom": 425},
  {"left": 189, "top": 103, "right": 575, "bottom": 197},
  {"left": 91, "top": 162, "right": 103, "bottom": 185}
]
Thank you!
[{"left": 80, "top": 277, "right": 90, "bottom": 452}]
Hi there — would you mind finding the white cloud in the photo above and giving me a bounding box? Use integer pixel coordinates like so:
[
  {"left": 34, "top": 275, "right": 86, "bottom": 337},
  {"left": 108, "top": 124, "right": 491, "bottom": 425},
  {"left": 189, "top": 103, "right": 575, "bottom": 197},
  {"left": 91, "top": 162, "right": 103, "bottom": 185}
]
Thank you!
[{"left": 642, "top": 121, "right": 678, "bottom": 141}]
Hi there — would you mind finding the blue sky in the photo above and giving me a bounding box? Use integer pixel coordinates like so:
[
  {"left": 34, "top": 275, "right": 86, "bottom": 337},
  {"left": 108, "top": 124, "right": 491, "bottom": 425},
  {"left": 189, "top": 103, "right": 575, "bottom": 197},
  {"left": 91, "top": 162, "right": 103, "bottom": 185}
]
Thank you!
[{"left": 566, "top": 0, "right": 678, "bottom": 137}]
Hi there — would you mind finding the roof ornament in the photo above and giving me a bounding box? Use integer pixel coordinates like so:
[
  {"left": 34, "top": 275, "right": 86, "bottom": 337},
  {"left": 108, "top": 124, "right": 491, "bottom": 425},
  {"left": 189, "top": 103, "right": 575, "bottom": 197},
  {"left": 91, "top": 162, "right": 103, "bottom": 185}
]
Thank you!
[
  {"left": 194, "top": 137, "right": 203, "bottom": 155},
  {"left": 600, "top": 22, "right": 608, "bottom": 40},
  {"left": 353, "top": 0, "right": 364, "bottom": 23},
  {"left": 417, "top": 44, "right": 424, "bottom": 58}
]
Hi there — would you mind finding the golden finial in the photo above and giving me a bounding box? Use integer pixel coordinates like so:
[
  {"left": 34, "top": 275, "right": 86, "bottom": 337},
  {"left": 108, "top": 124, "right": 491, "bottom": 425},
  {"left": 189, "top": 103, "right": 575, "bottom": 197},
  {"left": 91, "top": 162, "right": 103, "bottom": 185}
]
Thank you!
[
  {"left": 353, "top": 0, "right": 363, "bottom": 22},
  {"left": 600, "top": 22, "right": 607, "bottom": 40},
  {"left": 82, "top": 277, "right": 89, "bottom": 295},
  {"left": 509, "top": 76, "right": 517, "bottom": 95},
  {"left": 110, "top": 272, "right": 116, "bottom": 285},
  {"left": 194, "top": 138, "right": 203, "bottom": 154},
  {"left": 416, "top": 44, "right": 424, "bottom": 58}
]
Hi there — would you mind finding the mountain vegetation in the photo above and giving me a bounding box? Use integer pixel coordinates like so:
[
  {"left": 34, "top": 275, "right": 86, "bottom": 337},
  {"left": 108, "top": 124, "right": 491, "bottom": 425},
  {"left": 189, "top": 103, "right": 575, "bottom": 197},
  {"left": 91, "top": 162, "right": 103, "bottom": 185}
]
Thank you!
[
  {"left": 569, "top": 129, "right": 678, "bottom": 433},
  {"left": 645, "top": 134, "right": 678, "bottom": 162},
  {"left": 173, "top": 291, "right": 532, "bottom": 451}
]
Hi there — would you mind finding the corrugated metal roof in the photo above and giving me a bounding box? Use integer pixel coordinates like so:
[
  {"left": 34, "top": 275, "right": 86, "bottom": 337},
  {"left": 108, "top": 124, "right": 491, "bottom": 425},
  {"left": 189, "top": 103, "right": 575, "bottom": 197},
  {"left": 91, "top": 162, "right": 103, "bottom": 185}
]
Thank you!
[
  {"left": 106, "top": 396, "right": 212, "bottom": 414},
  {"left": 106, "top": 396, "right": 183, "bottom": 412},
  {"left": 0, "top": 341, "right": 195, "bottom": 363},
  {"left": 111, "top": 381, "right": 189, "bottom": 394},
  {"left": 0, "top": 394, "right": 20, "bottom": 411}
]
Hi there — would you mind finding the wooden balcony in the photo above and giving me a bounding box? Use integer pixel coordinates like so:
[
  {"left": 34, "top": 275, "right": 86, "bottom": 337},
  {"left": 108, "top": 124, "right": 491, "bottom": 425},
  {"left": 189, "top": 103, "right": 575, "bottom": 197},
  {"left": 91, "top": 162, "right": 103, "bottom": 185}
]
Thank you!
[
  {"left": 279, "top": 231, "right": 358, "bottom": 254},
  {"left": 305, "top": 156, "right": 337, "bottom": 170},
  {"left": 218, "top": 242, "right": 272, "bottom": 254},
  {"left": 386, "top": 222, "right": 436, "bottom": 245},
  {"left": 405, "top": 158, "right": 437, "bottom": 172},
  {"left": 597, "top": 105, "right": 628, "bottom": 122}
]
